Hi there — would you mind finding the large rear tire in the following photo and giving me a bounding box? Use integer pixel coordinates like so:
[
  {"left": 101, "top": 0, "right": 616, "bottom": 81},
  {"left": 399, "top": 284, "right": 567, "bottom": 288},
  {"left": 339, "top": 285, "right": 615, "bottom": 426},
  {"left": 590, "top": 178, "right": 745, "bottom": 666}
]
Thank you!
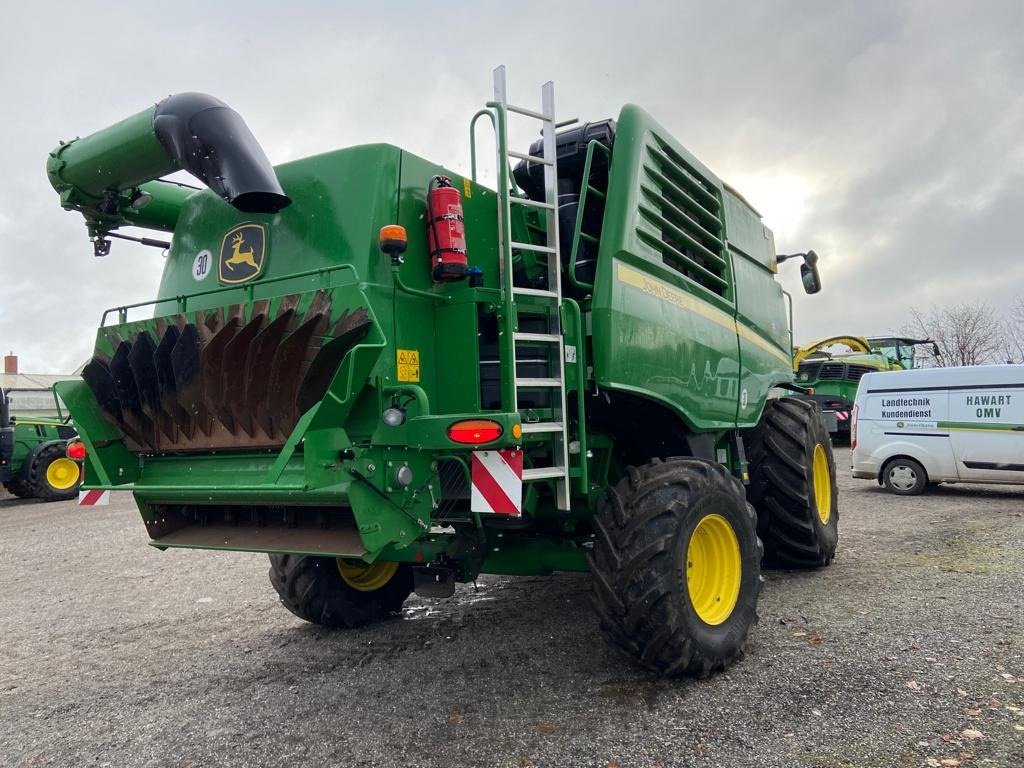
[
  {"left": 589, "top": 458, "right": 762, "bottom": 677},
  {"left": 3, "top": 477, "right": 34, "bottom": 499},
  {"left": 30, "top": 444, "right": 81, "bottom": 502},
  {"left": 746, "top": 397, "right": 839, "bottom": 568},
  {"left": 268, "top": 554, "right": 413, "bottom": 628}
]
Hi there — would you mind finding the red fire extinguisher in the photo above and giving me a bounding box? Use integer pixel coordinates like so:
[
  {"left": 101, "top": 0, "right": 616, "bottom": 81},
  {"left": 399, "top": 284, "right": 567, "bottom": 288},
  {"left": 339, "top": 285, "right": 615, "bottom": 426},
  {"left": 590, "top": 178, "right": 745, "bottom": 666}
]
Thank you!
[{"left": 426, "top": 176, "right": 468, "bottom": 282}]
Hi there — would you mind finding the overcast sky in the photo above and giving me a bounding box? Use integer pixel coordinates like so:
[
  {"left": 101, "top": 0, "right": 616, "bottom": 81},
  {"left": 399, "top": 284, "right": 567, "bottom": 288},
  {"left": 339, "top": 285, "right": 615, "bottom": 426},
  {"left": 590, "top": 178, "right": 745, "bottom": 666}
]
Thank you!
[{"left": 1, "top": 1, "right": 1021, "bottom": 373}]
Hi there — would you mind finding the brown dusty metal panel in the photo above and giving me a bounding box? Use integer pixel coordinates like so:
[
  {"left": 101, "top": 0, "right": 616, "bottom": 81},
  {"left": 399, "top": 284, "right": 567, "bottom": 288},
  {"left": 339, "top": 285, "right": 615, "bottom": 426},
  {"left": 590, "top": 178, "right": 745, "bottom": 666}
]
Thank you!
[{"left": 150, "top": 524, "right": 366, "bottom": 556}]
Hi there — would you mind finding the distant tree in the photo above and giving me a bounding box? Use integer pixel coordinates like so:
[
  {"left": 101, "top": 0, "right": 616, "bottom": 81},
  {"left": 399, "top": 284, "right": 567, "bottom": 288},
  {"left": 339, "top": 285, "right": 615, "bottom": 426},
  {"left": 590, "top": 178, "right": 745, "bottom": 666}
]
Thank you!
[
  {"left": 904, "top": 303, "right": 1004, "bottom": 367},
  {"left": 1002, "top": 297, "right": 1024, "bottom": 364}
]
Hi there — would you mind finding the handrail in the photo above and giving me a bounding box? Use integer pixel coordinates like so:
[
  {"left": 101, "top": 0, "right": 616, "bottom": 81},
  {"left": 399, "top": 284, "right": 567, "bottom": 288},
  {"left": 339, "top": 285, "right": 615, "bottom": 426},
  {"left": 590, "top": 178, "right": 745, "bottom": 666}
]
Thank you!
[
  {"left": 567, "top": 139, "right": 612, "bottom": 294},
  {"left": 562, "top": 298, "right": 588, "bottom": 493},
  {"left": 392, "top": 266, "right": 451, "bottom": 302},
  {"left": 101, "top": 263, "right": 360, "bottom": 325},
  {"left": 469, "top": 109, "right": 496, "bottom": 183},
  {"left": 488, "top": 101, "right": 517, "bottom": 413},
  {"left": 485, "top": 102, "right": 524, "bottom": 196}
]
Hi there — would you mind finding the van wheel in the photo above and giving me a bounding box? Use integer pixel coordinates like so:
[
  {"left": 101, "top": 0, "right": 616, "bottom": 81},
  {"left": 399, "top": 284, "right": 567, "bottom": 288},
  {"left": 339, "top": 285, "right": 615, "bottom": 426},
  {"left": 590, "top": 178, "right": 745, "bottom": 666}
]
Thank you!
[{"left": 882, "top": 457, "right": 927, "bottom": 495}]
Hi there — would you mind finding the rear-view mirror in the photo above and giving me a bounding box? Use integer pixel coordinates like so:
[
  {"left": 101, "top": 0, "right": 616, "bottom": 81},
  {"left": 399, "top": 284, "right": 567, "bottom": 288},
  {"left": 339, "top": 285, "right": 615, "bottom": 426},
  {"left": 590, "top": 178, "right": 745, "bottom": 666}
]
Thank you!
[{"left": 800, "top": 250, "right": 822, "bottom": 294}]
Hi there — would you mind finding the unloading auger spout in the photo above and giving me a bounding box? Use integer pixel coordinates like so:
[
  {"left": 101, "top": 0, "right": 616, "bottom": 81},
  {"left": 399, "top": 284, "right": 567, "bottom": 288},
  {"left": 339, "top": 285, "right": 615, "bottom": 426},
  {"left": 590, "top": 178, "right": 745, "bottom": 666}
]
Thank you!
[{"left": 47, "top": 92, "right": 290, "bottom": 243}]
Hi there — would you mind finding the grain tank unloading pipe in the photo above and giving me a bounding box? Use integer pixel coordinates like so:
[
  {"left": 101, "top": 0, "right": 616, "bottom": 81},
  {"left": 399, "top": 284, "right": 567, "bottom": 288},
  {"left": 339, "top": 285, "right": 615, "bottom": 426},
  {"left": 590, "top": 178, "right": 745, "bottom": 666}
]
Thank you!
[{"left": 47, "top": 92, "right": 290, "bottom": 238}]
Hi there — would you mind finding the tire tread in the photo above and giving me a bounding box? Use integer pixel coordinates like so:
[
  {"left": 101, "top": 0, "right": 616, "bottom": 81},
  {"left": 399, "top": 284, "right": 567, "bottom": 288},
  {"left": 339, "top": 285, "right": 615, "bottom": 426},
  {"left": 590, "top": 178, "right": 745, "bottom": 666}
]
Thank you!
[
  {"left": 746, "top": 397, "right": 839, "bottom": 568},
  {"left": 589, "top": 458, "right": 761, "bottom": 677}
]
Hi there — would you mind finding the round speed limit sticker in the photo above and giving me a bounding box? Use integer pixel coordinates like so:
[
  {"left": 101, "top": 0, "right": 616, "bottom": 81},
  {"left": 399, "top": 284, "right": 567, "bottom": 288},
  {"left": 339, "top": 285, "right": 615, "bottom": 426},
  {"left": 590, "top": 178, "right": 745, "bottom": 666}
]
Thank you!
[{"left": 192, "top": 250, "right": 212, "bottom": 281}]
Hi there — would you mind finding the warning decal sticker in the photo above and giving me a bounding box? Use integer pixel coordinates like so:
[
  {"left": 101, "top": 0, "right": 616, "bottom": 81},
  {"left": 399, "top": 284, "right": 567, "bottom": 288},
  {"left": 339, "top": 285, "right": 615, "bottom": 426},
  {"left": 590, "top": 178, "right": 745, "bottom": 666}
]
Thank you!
[
  {"left": 471, "top": 449, "right": 524, "bottom": 515},
  {"left": 397, "top": 349, "right": 420, "bottom": 382}
]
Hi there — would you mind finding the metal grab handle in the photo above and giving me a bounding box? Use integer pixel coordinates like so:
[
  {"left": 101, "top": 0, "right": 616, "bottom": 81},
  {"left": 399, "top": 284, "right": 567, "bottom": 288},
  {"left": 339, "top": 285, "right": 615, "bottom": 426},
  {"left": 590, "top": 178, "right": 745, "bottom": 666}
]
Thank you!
[{"left": 469, "top": 109, "right": 496, "bottom": 183}]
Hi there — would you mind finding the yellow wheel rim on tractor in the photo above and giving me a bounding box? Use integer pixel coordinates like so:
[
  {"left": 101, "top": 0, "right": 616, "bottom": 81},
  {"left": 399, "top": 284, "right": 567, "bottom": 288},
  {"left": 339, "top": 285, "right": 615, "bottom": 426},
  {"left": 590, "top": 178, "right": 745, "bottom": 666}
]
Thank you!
[
  {"left": 812, "top": 443, "right": 832, "bottom": 525},
  {"left": 686, "top": 513, "right": 742, "bottom": 626},
  {"left": 336, "top": 559, "right": 399, "bottom": 592},
  {"left": 46, "top": 458, "right": 80, "bottom": 491}
]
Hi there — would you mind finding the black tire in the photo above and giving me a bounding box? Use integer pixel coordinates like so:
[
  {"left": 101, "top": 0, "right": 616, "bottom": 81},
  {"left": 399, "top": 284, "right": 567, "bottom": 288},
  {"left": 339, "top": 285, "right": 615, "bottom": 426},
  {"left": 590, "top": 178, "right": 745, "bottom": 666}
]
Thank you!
[
  {"left": 29, "top": 444, "right": 81, "bottom": 502},
  {"left": 746, "top": 397, "right": 839, "bottom": 568},
  {"left": 268, "top": 554, "right": 413, "bottom": 628},
  {"left": 589, "top": 458, "right": 762, "bottom": 677},
  {"left": 3, "top": 477, "right": 34, "bottom": 499},
  {"left": 882, "top": 457, "right": 928, "bottom": 496}
]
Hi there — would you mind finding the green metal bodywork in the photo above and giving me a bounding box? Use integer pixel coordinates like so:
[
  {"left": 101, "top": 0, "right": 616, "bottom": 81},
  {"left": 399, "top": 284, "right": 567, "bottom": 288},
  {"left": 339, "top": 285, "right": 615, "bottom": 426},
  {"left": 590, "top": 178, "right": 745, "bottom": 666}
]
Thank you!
[
  {"left": 592, "top": 106, "right": 789, "bottom": 433},
  {"left": 49, "top": 97, "right": 797, "bottom": 578}
]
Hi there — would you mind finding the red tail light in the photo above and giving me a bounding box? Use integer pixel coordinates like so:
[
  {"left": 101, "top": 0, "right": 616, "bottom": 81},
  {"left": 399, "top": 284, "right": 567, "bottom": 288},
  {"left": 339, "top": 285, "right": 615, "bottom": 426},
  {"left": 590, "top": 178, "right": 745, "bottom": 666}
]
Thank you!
[
  {"left": 448, "top": 419, "right": 502, "bottom": 445},
  {"left": 850, "top": 405, "right": 859, "bottom": 450},
  {"left": 66, "top": 440, "right": 87, "bottom": 461}
]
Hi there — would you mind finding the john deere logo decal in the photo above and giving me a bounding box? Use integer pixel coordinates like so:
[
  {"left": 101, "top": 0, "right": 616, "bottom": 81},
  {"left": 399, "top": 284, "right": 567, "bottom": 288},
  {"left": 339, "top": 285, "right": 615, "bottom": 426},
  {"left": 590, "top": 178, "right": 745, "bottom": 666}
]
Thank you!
[{"left": 219, "top": 223, "right": 266, "bottom": 284}]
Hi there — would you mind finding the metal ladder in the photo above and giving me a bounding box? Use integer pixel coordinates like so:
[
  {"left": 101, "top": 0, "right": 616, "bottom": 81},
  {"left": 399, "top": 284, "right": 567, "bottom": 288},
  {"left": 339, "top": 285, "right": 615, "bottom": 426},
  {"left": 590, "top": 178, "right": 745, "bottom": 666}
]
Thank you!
[{"left": 491, "top": 65, "right": 571, "bottom": 511}]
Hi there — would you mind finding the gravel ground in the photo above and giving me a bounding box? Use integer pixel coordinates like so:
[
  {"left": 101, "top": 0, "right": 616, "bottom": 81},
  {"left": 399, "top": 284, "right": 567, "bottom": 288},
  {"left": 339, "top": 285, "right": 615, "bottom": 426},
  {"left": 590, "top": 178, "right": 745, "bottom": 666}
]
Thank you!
[{"left": 1, "top": 448, "right": 1022, "bottom": 768}]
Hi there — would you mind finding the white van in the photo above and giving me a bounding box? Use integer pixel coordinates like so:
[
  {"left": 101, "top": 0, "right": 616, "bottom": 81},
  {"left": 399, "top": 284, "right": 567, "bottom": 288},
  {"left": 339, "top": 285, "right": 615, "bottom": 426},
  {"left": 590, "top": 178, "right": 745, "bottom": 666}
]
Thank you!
[{"left": 851, "top": 365, "right": 1024, "bottom": 494}]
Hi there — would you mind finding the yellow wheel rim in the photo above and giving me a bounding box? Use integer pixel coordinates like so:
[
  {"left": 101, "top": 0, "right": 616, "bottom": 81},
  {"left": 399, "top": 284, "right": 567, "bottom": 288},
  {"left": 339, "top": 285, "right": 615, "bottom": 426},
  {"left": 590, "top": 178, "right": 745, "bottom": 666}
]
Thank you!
[
  {"left": 46, "top": 457, "right": 80, "bottom": 491},
  {"left": 336, "top": 559, "right": 399, "bottom": 592},
  {"left": 686, "top": 513, "right": 742, "bottom": 626},
  {"left": 812, "top": 443, "right": 832, "bottom": 525}
]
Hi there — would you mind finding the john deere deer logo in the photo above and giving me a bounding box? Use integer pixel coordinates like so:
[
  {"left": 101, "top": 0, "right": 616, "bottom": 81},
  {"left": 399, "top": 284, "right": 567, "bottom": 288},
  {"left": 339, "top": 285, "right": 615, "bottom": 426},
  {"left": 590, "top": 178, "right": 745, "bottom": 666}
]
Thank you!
[{"left": 219, "top": 223, "right": 266, "bottom": 284}]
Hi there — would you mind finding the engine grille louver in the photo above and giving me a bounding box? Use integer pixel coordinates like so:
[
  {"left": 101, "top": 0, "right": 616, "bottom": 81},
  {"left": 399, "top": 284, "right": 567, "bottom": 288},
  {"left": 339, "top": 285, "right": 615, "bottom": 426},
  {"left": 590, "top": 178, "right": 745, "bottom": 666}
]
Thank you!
[
  {"left": 82, "top": 291, "right": 371, "bottom": 452},
  {"left": 638, "top": 136, "right": 729, "bottom": 298},
  {"left": 809, "top": 362, "right": 879, "bottom": 383}
]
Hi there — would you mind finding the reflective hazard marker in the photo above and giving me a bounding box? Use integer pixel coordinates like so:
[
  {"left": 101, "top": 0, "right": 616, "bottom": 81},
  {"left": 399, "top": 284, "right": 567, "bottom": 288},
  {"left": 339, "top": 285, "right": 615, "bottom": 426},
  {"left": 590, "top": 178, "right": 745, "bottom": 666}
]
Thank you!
[
  {"left": 471, "top": 449, "right": 523, "bottom": 515},
  {"left": 78, "top": 489, "right": 110, "bottom": 506}
]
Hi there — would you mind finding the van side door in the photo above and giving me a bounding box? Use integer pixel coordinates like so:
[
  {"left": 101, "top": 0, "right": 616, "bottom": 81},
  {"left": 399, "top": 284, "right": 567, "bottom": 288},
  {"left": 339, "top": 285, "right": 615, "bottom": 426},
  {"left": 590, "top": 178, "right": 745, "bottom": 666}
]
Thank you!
[
  {"left": 946, "top": 385, "right": 1024, "bottom": 483},
  {"left": 863, "top": 386, "right": 958, "bottom": 482}
]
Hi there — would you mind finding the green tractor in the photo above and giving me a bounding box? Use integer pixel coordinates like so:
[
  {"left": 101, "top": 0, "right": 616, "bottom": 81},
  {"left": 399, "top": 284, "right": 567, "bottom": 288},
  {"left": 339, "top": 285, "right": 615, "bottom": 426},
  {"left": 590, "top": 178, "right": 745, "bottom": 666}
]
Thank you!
[
  {"left": 1, "top": 388, "right": 83, "bottom": 501},
  {"left": 793, "top": 335, "right": 938, "bottom": 437},
  {"left": 46, "top": 69, "right": 837, "bottom": 675}
]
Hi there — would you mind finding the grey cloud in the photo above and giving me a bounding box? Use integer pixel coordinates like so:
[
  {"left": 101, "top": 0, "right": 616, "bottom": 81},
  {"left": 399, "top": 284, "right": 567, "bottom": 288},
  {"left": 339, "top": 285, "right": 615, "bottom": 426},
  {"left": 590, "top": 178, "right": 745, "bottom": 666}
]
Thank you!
[{"left": 1, "top": 1, "right": 1021, "bottom": 371}]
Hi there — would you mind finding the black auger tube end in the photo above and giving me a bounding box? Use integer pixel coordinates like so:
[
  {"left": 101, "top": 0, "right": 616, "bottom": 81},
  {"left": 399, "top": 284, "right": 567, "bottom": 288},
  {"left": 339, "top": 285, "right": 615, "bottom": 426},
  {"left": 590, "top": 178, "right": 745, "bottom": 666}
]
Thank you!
[{"left": 153, "top": 93, "right": 291, "bottom": 215}]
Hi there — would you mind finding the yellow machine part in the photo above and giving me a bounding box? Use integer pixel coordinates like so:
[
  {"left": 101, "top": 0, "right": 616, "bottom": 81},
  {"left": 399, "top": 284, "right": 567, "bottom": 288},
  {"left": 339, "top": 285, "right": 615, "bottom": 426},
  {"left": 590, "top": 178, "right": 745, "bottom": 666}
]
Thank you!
[{"left": 791, "top": 335, "right": 873, "bottom": 372}]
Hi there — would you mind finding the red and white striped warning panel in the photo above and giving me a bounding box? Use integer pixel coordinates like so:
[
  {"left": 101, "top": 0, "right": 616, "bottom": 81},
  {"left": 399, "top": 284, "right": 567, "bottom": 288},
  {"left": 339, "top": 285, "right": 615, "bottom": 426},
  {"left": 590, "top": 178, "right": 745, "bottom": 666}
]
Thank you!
[
  {"left": 78, "top": 489, "right": 110, "bottom": 506},
  {"left": 836, "top": 411, "right": 850, "bottom": 421},
  {"left": 471, "top": 449, "right": 523, "bottom": 516}
]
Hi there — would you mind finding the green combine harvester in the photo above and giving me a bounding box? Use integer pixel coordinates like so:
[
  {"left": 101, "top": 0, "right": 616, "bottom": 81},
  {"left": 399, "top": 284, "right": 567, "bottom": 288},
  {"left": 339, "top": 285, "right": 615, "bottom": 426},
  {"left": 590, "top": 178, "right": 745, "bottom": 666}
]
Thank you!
[
  {"left": 793, "top": 335, "right": 938, "bottom": 437},
  {"left": 1, "top": 388, "right": 83, "bottom": 501},
  {"left": 47, "top": 69, "right": 837, "bottom": 675}
]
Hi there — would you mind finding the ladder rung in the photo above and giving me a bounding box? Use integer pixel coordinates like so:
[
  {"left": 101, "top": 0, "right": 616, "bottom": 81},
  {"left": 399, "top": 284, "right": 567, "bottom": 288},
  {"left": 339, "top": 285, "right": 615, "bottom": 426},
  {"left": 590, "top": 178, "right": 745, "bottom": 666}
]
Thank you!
[
  {"left": 511, "top": 241, "right": 557, "bottom": 254},
  {"left": 508, "top": 150, "right": 553, "bottom": 166},
  {"left": 516, "top": 377, "right": 562, "bottom": 387},
  {"left": 512, "top": 287, "right": 559, "bottom": 299},
  {"left": 520, "top": 422, "right": 564, "bottom": 434},
  {"left": 513, "top": 332, "right": 561, "bottom": 343},
  {"left": 585, "top": 184, "right": 607, "bottom": 199},
  {"left": 505, "top": 104, "right": 552, "bottom": 121},
  {"left": 522, "top": 466, "right": 567, "bottom": 481},
  {"left": 579, "top": 232, "right": 599, "bottom": 243},
  {"left": 510, "top": 197, "right": 555, "bottom": 211}
]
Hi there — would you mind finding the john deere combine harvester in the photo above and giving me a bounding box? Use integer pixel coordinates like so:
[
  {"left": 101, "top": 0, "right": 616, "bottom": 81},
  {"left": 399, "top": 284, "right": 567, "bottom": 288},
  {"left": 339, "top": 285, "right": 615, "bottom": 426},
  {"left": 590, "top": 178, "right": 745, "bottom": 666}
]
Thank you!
[
  {"left": 47, "top": 69, "right": 837, "bottom": 675},
  {"left": 794, "top": 335, "right": 938, "bottom": 437}
]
